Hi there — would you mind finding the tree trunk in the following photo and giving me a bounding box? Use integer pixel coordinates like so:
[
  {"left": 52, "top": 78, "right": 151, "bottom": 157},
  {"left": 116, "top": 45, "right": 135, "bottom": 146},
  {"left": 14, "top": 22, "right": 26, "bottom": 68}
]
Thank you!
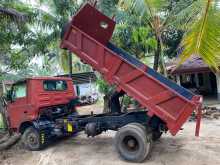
[
  {"left": 0, "top": 98, "right": 9, "bottom": 133},
  {"left": 0, "top": 133, "right": 20, "bottom": 150},
  {"left": 159, "top": 52, "right": 168, "bottom": 77},
  {"left": 153, "top": 38, "right": 161, "bottom": 71},
  {"left": 103, "top": 95, "right": 111, "bottom": 113},
  {"left": 0, "top": 98, "right": 20, "bottom": 150},
  {"left": 153, "top": 38, "right": 168, "bottom": 77}
]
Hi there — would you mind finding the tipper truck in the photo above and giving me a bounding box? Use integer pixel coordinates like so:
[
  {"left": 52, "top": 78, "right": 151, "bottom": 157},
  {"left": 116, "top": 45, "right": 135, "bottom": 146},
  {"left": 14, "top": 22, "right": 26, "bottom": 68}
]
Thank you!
[
  {"left": 1, "top": 3, "right": 202, "bottom": 163},
  {"left": 59, "top": 3, "right": 202, "bottom": 162}
]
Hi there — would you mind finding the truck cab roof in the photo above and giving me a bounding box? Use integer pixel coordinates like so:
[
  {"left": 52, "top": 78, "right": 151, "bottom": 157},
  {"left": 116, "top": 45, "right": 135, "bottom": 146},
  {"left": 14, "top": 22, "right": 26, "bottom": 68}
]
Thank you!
[{"left": 13, "top": 77, "right": 72, "bottom": 85}]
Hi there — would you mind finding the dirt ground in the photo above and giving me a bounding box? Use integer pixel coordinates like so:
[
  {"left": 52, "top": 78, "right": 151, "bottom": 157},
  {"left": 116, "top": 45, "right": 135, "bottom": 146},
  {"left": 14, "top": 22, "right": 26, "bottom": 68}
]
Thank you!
[{"left": 1, "top": 104, "right": 220, "bottom": 165}]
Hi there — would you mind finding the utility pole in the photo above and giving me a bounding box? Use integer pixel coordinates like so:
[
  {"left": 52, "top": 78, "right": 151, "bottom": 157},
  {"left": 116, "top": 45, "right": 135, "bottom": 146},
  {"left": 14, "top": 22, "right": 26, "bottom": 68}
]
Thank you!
[{"left": 69, "top": 51, "right": 72, "bottom": 78}]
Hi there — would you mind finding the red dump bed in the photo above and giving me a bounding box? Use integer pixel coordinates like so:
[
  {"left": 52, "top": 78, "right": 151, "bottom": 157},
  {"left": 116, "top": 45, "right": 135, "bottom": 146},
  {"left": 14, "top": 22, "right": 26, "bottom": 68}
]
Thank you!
[{"left": 60, "top": 3, "right": 202, "bottom": 136}]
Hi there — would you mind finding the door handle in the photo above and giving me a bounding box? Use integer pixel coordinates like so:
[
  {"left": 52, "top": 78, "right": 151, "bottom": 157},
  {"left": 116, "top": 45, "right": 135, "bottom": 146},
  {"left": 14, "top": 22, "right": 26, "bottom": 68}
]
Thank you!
[{"left": 24, "top": 111, "right": 28, "bottom": 114}]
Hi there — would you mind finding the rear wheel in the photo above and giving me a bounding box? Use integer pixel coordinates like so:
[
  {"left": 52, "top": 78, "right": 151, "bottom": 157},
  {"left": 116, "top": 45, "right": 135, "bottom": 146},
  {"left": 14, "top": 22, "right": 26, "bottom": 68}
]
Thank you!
[
  {"left": 22, "top": 127, "right": 44, "bottom": 151},
  {"left": 114, "top": 123, "right": 152, "bottom": 163}
]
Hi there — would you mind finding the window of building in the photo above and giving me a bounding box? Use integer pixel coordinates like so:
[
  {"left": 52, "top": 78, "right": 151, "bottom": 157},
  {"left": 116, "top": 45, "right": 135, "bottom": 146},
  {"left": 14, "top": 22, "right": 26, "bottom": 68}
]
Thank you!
[{"left": 43, "top": 80, "right": 67, "bottom": 91}]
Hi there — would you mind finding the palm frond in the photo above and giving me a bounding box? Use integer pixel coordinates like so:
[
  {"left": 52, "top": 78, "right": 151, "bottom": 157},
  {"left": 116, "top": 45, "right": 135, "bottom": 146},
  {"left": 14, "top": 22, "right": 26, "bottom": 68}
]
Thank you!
[
  {"left": 119, "top": 0, "right": 168, "bottom": 28},
  {"left": 119, "top": 0, "right": 147, "bottom": 17},
  {"left": 166, "top": 0, "right": 205, "bottom": 30},
  {"left": 178, "top": 0, "right": 220, "bottom": 71},
  {"left": 144, "top": 0, "right": 167, "bottom": 11},
  {"left": 0, "top": 7, "right": 27, "bottom": 22},
  {"left": 0, "top": 0, "right": 32, "bottom": 24}
]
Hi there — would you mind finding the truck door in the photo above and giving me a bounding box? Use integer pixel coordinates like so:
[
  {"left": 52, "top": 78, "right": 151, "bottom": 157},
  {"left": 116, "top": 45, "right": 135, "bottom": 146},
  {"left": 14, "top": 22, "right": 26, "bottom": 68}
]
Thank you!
[{"left": 7, "top": 81, "right": 28, "bottom": 130}]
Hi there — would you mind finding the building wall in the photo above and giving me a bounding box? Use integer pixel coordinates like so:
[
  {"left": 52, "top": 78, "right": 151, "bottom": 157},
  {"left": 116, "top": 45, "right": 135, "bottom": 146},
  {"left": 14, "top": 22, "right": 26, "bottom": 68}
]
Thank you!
[{"left": 175, "top": 72, "right": 219, "bottom": 99}]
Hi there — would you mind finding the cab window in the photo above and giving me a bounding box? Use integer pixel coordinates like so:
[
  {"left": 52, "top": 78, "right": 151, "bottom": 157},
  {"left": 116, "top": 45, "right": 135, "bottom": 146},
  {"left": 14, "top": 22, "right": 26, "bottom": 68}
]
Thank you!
[
  {"left": 12, "top": 82, "right": 27, "bottom": 99},
  {"left": 43, "top": 80, "right": 67, "bottom": 91}
]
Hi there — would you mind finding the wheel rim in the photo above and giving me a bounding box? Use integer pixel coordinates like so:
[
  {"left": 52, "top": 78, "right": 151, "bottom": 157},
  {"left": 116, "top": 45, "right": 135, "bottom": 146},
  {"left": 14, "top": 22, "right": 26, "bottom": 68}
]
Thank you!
[
  {"left": 122, "top": 135, "right": 139, "bottom": 152},
  {"left": 27, "top": 132, "right": 39, "bottom": 148}
]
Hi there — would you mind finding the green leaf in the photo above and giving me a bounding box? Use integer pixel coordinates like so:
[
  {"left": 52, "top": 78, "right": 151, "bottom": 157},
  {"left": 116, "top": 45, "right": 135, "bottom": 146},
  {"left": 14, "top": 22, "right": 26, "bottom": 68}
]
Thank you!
[
  {"left": 144, "top": 0, "right": 167, "bottom": 10},
  {"left": 146, "top": 38, "right": 157, "bottom": 49},
  {"left": 166, "top": 0, "right": 205, "bottom": 30},
  {"left": 179, "top": 0, "right": 220, "bottom": 71},
  {"left": 120, "top": 0, "right": 168, "bottom": 18}
]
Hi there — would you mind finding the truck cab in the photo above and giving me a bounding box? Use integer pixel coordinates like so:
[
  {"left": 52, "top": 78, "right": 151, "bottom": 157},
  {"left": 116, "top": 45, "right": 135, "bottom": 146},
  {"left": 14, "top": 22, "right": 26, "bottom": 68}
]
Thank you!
[{"left": 6, "top": 77, "right": 78, "bottom": 150}]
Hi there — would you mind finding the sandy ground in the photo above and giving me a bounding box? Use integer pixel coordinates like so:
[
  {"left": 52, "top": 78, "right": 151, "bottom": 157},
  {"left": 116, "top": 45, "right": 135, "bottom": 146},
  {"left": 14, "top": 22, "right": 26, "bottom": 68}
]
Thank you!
[{"left": 1, "top": 104, "right": 220, "bottom": 165}]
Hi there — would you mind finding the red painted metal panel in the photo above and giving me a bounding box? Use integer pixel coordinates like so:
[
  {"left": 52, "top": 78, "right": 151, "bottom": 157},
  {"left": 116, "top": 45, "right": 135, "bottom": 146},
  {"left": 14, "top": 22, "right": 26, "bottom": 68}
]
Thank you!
[
  {"left": 31, "top": 79, "right": 75, "bottom": 110},
  {"left": 71, "top": 3, "right": 115, "bottom": 45},
  {"left": 7, "top": 77, "right": 76, "bottom": 131},
  {"left": 60, "top": 3, "right": 202, "bottom": 136}
]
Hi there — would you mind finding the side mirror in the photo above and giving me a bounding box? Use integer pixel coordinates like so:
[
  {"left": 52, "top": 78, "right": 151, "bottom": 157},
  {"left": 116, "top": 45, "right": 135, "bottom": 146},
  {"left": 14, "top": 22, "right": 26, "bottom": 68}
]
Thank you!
[
  {"left": 6, "top": 90, "right": 15, "bottom": 102},
  {"left": 6, "top": 90, "right": 12, "bottom": 102},
  {"left": 11, "top": 95, "right": 16, "bottom": 102}
]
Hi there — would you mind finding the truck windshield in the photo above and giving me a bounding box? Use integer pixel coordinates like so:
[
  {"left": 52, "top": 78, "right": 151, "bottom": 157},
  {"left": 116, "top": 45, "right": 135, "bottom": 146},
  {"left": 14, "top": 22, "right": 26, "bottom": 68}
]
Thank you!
[
  {"left": 12, "top": 83, "right": 27, "bottom": 99},
  {"left": 43, "top": 80, "right": 67, "bottom": 91}
]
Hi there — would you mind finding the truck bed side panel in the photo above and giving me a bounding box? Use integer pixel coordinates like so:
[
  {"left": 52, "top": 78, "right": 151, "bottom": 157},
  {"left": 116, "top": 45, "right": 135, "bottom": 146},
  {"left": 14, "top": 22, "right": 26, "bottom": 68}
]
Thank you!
[{"left": 60, "top": 4, "right": 201, "bottom": 136}]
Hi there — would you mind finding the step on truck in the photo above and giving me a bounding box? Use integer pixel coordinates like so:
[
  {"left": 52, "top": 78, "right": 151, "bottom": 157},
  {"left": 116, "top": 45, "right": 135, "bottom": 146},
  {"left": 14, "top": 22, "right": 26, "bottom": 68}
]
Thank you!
[{"left": 59, "top": 3, "right": 203, "bottom": 162}]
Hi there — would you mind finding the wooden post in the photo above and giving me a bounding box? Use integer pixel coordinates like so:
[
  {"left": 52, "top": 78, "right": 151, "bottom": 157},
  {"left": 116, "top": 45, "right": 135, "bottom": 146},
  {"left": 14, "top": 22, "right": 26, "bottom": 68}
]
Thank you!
[
  {"left": 195, "top": 73, "right": 199, "bottom": 88},
  {"left": 176, "top": 75, "right": 181, "bottom": 86},
  {"left": 215, "top": 73, "right": 220, "bottom": 100}
]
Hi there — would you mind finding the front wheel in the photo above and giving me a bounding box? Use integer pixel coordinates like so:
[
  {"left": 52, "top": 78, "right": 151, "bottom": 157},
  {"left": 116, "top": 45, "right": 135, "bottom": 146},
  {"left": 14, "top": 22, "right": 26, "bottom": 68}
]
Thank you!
[
  {"left": 22, "top": 127, "right": 44, "bottom": 151},
  {"left": 114, "top": 123, "right": 152, "bottom": 163}
]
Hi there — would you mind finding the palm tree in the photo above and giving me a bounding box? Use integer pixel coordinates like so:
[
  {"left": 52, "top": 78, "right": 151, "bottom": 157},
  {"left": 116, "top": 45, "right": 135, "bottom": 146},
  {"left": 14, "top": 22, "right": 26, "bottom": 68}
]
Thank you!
[
  {"left": 34, "top": 0, "right": 88, "bottom": 74},
  {"left": 120, "top": 0, "right": 220, "bottom": 72},
  {"left": 119, "top": 0, "right": 175, "bottom": 75}
]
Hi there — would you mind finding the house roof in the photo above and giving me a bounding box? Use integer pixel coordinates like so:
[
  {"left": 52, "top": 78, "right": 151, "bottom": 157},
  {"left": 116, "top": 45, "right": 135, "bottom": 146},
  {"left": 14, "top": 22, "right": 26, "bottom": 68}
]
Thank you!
[
  {"left": 1, "top": 80, "right": 14, "bottom": 86},
  {"left": 167, "top": 56, "right": 211, "bottom": 75},
  {"left": 57, "top": 72, "right": 97, "bottom": 84}
]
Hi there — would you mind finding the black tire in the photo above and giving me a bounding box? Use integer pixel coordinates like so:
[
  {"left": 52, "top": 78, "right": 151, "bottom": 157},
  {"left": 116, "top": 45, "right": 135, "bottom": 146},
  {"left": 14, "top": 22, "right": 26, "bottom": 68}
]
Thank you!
[
  {"left": 128, "top": 123, "right": 147, "bottom": 132},
  {"left": 71, "top": 110, "right": 79, "bottom": 117},
  {"left": 152, "top": 131, "right": 162, "bottom": 141},
  {"left": 129, "top": 123, "right": 153, "bottom": 151},
  {"left": 114, "top": 123, "right": 152, "bottom": 163},
  {"left": 129, "top": 123, "right": 153, "bottom": 143},
  {"left": 22, "top": 127, "right": 44, "bottom": 151}
]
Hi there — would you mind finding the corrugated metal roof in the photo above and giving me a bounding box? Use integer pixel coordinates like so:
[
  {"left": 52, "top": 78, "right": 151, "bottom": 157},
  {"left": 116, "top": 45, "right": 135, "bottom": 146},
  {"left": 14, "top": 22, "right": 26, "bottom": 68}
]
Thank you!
[
  {"left": 57, "top": 72, "right": 97, "bottom": 84},
  {"left": 167, "top": 56, "right": 210, "bottom": 74}
]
